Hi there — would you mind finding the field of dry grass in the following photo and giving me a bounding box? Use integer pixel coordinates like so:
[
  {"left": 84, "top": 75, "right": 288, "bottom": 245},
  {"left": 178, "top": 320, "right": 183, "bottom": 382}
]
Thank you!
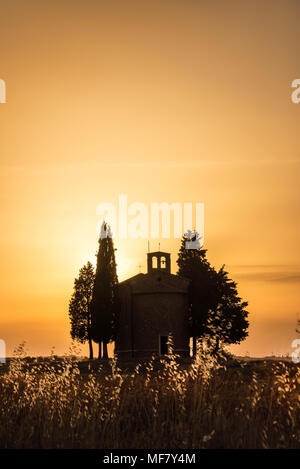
[{"left": 0, "top": 344, "right": 299, "bottom": 449}]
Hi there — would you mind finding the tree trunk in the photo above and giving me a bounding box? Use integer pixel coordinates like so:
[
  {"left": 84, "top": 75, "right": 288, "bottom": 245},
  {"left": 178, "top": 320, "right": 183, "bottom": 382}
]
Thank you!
[
  {"left": 87, "top": 305, "right": 93, "bottom": 359},
  {"left": 88, "top": 336, "right": 93, "bottom": 360},
  {"left": 193, "top": 336, "right": 197, "bottom": 356},
  {"left": 103, "top": 341, "right": 108, "bottom": 359},
  {"left": 98, "top": 342, "right": 102, "bottom": 359}
]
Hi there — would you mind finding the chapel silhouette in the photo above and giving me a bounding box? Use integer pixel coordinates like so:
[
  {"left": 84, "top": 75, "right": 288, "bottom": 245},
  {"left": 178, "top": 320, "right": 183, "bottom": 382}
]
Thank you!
[{"left": 115, "top": 250, "right": 190, "bottom": 358}]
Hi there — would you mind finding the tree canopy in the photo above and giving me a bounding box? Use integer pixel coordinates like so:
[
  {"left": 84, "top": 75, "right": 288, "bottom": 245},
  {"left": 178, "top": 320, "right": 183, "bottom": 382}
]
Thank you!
[
  {"left": 177, "top": 232, "right": 249, "bottom": 353},
  {"left": 69, "top": 261, "right": 95, "bottom": 359}
]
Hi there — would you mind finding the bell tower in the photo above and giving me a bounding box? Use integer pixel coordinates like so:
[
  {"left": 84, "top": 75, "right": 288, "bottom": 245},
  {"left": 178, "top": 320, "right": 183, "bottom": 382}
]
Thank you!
[{"left": 147, "top": 251, "right": 171, "bottom": 274}]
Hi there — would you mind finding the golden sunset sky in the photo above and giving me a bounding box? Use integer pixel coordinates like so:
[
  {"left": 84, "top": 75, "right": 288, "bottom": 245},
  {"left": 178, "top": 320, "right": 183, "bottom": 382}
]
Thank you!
[{"left": 0, "top": 0, "right": 299, "bottom": 357}]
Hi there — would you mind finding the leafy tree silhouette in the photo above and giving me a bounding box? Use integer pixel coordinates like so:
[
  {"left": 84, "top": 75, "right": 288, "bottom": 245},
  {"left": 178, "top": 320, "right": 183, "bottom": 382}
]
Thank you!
[
  {"left": 177, "top": 232, "right": 249, "bottom": 355},
  {"left": 91, "top": 222, "right": 119, "bottom": 359},
  {"left": 69, "top": 262, "right": 95, "bottom": 359}
]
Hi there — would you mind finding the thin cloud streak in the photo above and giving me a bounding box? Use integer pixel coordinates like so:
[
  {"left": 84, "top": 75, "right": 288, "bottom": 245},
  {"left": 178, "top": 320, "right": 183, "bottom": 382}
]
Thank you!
[{"left": 234, "top": 271, "right": 300, "bottom": 283}]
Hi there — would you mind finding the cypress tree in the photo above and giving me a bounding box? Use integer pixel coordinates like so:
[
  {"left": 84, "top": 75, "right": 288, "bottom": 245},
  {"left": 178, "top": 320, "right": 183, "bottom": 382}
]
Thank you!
[
  {"left": 177, "top": 231, "right": 218, "bottom": 355},
  {"left": 69, "top": 262, "right": 95, "bottom": 359},
  {"left": 91, "top": 222, "right": 119, "bottom": 359}
]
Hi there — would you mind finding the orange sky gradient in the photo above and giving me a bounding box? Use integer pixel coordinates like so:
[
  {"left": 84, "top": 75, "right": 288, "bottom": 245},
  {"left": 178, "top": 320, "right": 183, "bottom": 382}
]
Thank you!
[{"left": 0, "top": 0, "right": 299, "bottom": 357}]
